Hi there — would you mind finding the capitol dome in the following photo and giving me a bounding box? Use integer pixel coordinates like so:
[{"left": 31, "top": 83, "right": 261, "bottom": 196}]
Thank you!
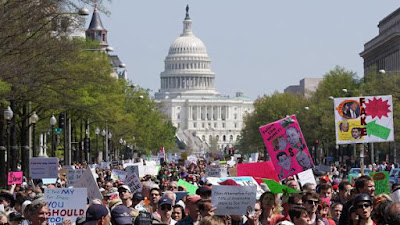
[
  {"left": 155, "top": 6, "right": 219, "bottom": 100},
  {"left": 168, "top": 35, "right": 208, "bottom": 56}
]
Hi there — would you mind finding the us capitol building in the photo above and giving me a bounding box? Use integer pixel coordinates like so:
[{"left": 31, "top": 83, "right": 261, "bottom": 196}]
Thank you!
[{"left": 155, "top": 6, "right": 253, "bottom": 154}]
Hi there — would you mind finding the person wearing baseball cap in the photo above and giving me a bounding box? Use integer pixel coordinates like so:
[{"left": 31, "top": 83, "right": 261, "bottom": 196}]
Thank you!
[
  {"left": 85, "top": 204, "right": 110, "bottom": 225},
  {"left": 111, "top": 204, "right": 132, "bottom": 225},
  {"left": 118, "top": 185, "right": 133, "bottom": 209},
  {"left": 153, "top": 197, "right": 176, "bottom": 225}
]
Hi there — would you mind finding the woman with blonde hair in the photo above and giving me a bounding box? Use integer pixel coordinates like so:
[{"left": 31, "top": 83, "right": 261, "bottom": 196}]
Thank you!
[{"left": 259, "top": 192, "right": 284, "bottom": 225}]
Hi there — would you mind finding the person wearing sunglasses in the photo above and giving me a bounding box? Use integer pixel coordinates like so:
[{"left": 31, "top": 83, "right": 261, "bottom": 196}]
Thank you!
[
  {"left": 302, "top": 192, "right": 328, "bottom": 225},
  {"left": 153, "top": 197, "right": 176, "bottom": 225},
  {"left": 352, "top": 194, "right": 373, "bottom": 225}
]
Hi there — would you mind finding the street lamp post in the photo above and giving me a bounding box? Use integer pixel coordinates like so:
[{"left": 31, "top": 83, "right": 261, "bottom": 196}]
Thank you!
[
  {"left": 50, "top": 115, "right": 57, "bottom": 157},
  {"left": 95, "top": 127, "right": 100, "bottom": 162},
  {"left": 108, "top": 132, "right": 113, "bottom": 160},
  {"left": 119, "top": 138, "right": 123, "bottom": 161},
  {"left": 31, "top": 112, "right": 39, "bottom": 157},
  {"left": 4, "top": 106, "right": 13, "bottom": 172},
  {"left": 101, "top": 129, "right": 106, "bottom": 162}
]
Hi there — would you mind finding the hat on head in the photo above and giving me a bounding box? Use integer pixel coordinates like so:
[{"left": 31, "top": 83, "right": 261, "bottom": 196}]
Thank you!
[
  {"left": 132, "top": 192, "right": 144, "bottom": 201},
  {"left": 0, "top": 191, "right": 15, "bottom": 207},
  {"left": 9, "top": 212, "right": 23, "bottom": 221},
  {"left": 185, "top": 195, "right": 201, "bottom": 204},
  {"left": 219, "top": 179, "right": 240, "bottom": 186},
  {"left": 85, "top": 204, "right": 109, "bottom": 225},
  {"left": 118, "top": 185, "right": 131, "bottom": 193},
  {"left": 353, "top": 194, "right": 372, "bottom": 207},
  {"left": 111, "top": 205, "right": 132, "bottom": 225},
  {"left": 196, "top": 186, "right": 212, "bottom": 196},
  {"left": 158, "top": 197, "right": 173, "bottom": 206}
]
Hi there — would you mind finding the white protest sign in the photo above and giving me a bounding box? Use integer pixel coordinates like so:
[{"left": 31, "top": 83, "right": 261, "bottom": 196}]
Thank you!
[
  {"left": 206, "top": 165, "right": 228, "bottom": 178},
  {"left": 73, "top": 168, "right": 102, "bottom": 202},
  {"left": 207, "top": 176, "right": 263, "bottom": 198},
  {"left": 111, "top": 169, "right": 127, "bottom": 181},
  {"left": 30, "top": 157, "right": 59, "bottom": 179},
  {"left": 250, "top": 153, "right": 259, "bottom": 162},
  {"left": 212, "top": 185, "right": 257, "bottom": 215},
  {"left": 100, "top": 162, "right": 110, "bottom": 169},
  {"left": 297, "top": 169, "right": 317, "bottom": 186},
  {"left": 45, "top": 188, "right": 87, "bottom": 223},
  {"left": 123, "top": 162, "right": 135, "bottom": 169},
  {"left": 125, "top": 172, "right": 142, "bottom": 194},
  {"left": 66, "top": 169, "right": 85, "bottom": 187},
  {"left": 126, "top": 165, "right": 139, "bottom": 178},
  {"left": 143, "top": 165, "right": 158, "bottom": 176},
  {"left": 90, "top": 168, "right": 98, "bottom": 179}
]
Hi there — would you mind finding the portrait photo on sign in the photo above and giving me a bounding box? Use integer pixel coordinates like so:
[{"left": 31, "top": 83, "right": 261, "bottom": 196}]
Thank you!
[
  {"left": 271, "top": 135, "right": 287, "bottom": 151},
  {"left": 342, "top": 101, "right": 360, "bottom": 119},
  {"left": 339, "top": 121, "right": 349, "bottom": 132}
]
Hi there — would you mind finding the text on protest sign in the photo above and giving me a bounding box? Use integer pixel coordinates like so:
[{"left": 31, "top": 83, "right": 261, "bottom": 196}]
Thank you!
[
  {"left": 334, "top": 95, "right": 394, "bottom": 144},
  {"left": 206, "top": 165, "right": 227, "bottom": 178},
  {"left": 124, "top": 172, "right": 142, "bottom": 194},
  {"left": 73, "top": 168, "right": 102, "bottom": 202},
  {"left": 259, "top": 115, "right": 314, "bottom": 180},
  {"left": 29, "top": 157, "right": 59, "bottom": 179},
  {"left": 8, "top": 172, "right": 23, "bottom": 185},
  {"left": 212, "top": 185, "right": 256, "bottom": 216},
  {"left": 45, "top": 188, "right": 87, "bottom": 223},
  {"left": 66, "top": 169, "right": 85, "bottom": 187}
]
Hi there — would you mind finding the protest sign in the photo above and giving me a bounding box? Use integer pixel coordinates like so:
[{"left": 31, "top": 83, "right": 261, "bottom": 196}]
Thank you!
[
  {"left": 111, "top": 169, "right": 127, "bottom": 181},
  {"left": 207, "top": 176, "right": 264, "bottom": 198},
  {"left": 212, "top": 185, "right": 256, "bottom": 215},
  {"left": 259, "top": 116, "right": 314, "bottom": 180},
  {"left": 297, "top": 169, "right": 317, "bottom": 187},
  {"left": 370, "top": 171, "right": 390, "bottom": 195},
  {"left": 73, "top": 168, "right": 102, "bottom": 202},
  {"left": 43, "top": 178, "right": 57, "bottom": 184},
  {"left": 177, "top": 179, "right": 198, "bottom": 195},
  {"left": 124, "top": 172, "right": 142, "bottom": 194},
  {"left": 237, "top": 161, "right": 280, "bottom": 181},
  {"left": 249, "top": 153, "right": 259, "bottom": 162},
  {"left": 261, "top": 179, "right": 301, "bottom": 194},
  {"left": 334, "top": 96, "right": 394, "bottom": 144},
  {"left": 45, "top": 188, "right": 87, "bottom": 223},
  {"left": 206, "top": 165, "right": 228, "bottom": 178},
  {"left": 29, "top": 157, "right": 59, "bottom": 179},
  {"left": 100, "top": 162, "right": 110, "bottom": 169},
  {"left": 126, "top": 165, "right": 139, "bottom": 177},
  {"left": 7, "top": 171, "right": 23, "bottom": 185},
  {"left": 66, "top": 169, "right": 85, "bottom": 187}
]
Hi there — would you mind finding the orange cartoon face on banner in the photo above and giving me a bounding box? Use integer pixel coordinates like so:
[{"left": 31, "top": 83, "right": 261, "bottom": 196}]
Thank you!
[{"left": 336, "top": 100, "right": 361, "bottom": 119}]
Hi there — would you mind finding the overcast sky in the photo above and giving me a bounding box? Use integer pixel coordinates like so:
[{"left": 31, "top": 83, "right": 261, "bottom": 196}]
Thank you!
[{"left": 87, "top": 1, "right": 399, "bottom": 99}]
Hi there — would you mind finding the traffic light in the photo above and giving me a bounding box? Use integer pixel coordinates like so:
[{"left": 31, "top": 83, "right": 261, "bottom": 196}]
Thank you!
[{"left": 58, "top": 113, "right": 65, "bottom": 128}]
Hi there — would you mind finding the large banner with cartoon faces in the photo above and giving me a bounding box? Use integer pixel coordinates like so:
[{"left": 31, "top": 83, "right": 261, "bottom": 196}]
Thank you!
[
  {"left": 334, "top": 95, "right": 394, "bottom": 144},
  {"left": 259, "top": 115, "right": 314, "bottom": 180}
]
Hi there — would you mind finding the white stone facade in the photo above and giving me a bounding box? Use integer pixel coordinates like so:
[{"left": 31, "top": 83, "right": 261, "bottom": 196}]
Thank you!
[{"left": 155, "top": 11, "right": 253, "bottom": 152}]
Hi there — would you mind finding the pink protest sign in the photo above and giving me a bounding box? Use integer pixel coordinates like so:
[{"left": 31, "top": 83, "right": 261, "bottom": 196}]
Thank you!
[
  {"left": 259, "top": 115, "right": 313, "bottom": 180},
  {"left": 236, "top": 161, "right": 280, "bottom": 182},
  {"left": 8, "top": 171, "right": 23, "bottom": 185}
]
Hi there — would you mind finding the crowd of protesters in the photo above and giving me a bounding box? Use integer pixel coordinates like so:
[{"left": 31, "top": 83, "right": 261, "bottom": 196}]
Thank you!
[{"left": 0, "top": 158, "right": 400, "bottom": 225}]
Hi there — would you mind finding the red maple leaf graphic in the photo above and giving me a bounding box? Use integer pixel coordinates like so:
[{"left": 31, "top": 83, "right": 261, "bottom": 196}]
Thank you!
[{"left": 364, "top": 97, "right": 391, "bottom": 119}]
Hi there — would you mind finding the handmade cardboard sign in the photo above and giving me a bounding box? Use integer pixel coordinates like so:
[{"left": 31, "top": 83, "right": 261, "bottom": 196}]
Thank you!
[
  {"left": 259, "top": 116, "right": 313, "bottom": 180},
  {"left": 45, "top": 188, "right": 87, "bottom": 223},
  {"left": 212, "top": 185, "right": 256, "bottom": 215}
]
